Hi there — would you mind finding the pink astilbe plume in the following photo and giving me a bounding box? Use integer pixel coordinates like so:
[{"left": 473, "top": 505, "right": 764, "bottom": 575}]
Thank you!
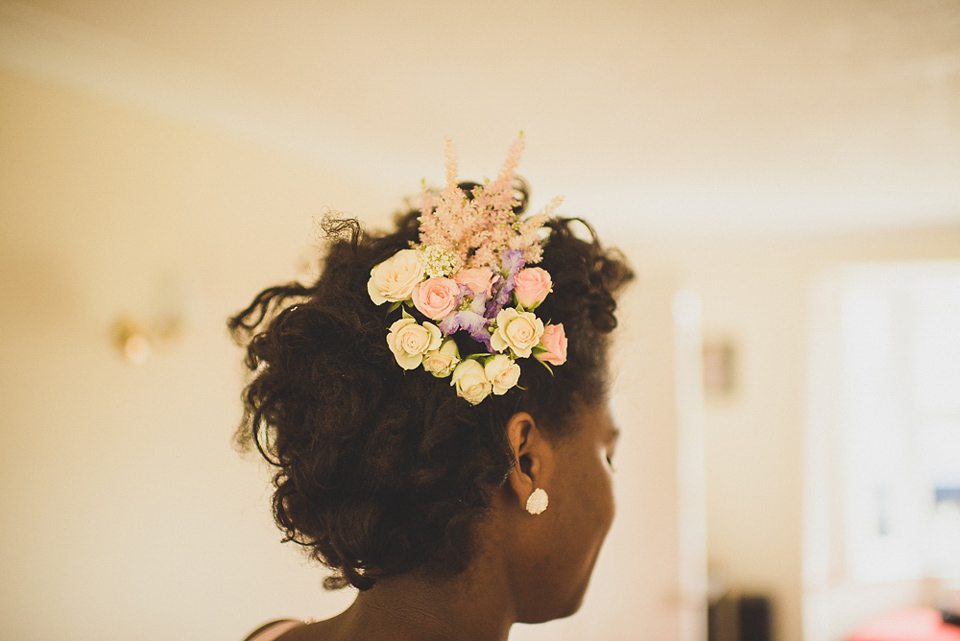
[
  {"left": 488, "top": 133, "right": 525, "bottom": 212},
  {"left": 444, "top": 137, "right": 459, "bottom": 192},
  {"left": 510, "top": 194, "right": 563, "bottom": 264},
  {"left": 418, "top": 133, "right": 553, "bottom": 272}
]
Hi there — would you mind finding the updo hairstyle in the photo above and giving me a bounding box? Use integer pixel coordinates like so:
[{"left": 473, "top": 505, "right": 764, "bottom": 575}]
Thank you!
[{"left": 228, "top": 183, "right": 632, "bottom": 590}]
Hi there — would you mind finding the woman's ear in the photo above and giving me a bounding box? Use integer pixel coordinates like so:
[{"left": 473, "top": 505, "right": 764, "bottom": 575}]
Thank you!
[{"left": 504, "top": 412, "right": 554, "bottom": 510}]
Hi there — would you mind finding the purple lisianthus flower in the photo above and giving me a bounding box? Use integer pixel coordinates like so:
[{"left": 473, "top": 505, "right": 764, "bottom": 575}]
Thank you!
[
  {"left": 502, "top": 249, "right": 526, "bottom": 277},
  {"left": 486, "top": 280, "right": 512, "bottom": 318},
  {"left": 438, "top": 310, "right": 492, "bottom": 350},
  {"left": 459, "top": 283, "right": 489, "bottom": 311},
  {"left": 438, "top": 312, "right": 460, "bottom": 336},
  {"left": 468, "top": 292, "right": 488, "bottom": 314},
  {"left": 482, "top": 276, "right": 502, "bottom": 316},
  {"left": 486, "top": 250, "right": 525, "bottom": 318}
]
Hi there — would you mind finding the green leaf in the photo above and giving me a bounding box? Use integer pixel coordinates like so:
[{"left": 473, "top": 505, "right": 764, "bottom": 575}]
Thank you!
[{"left": 535, "top": 358, "right": 554, "bottom": 375}]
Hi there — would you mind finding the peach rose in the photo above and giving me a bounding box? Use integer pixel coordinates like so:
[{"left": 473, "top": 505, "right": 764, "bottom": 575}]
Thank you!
[
  {"left": 455, "top": 267, "right": 496, "bottom": 298},
  {"left": 484, "top": 354, "right": 521, "bottom": 395},
  {"left": 536, "top": 323, "right": 567, "bottom": 366},
  {"left": 412, "top": 277, "right": 460, "bottom": 320},
  {"left": 514, "top": 267, "right": 552, "bottom": 309},
  {"left": 451, "top": 359, "right": 492, "bottom": 405},
  {"left": 490, "top": 308, "right": 544, "bottom": 358},
  {"left": 368, "top": 249, "right": 425, "bottom": 305},
  {"left": 422, "top": 338, "right": 460, "bottom": 378},
  {"left": 386, "top": 317, "right": 442, "bottom": 370}
]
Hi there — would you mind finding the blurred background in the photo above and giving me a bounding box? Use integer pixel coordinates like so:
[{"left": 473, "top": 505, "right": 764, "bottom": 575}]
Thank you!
[{"left": 1, "top": 2, "right": 958, "bottom": 640}]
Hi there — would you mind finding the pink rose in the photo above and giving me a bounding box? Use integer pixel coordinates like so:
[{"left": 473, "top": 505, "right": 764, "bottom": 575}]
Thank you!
[
  {"left": 514, "top": 267, "right": 552, "bottom": 309},
  {"left": 455, "top": 267, "right": 496, "bottom": 298},
  {"left": 536, "top": 323, "right": 567, "bottom": 366},
  {"left": 412, "top": 277, "right": 460, "bottom": 320}
]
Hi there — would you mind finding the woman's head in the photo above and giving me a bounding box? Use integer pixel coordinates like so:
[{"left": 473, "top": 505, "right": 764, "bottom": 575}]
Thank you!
[
  {"left": 496, "top": 401, "right": 622, "bottom": 623},
  {"left": 229, "top": 183, "right": 632, "bottom": 597}
]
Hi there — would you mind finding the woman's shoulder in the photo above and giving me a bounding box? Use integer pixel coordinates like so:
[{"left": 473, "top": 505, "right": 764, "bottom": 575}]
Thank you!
[{"left": 242, "top": 619, "right": 307, "bottom": 641}]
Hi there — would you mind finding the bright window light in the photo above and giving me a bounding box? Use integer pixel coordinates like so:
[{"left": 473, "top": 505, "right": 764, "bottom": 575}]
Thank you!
[{"left": 839, "top": 263, "right": 960, "bottom": 582}]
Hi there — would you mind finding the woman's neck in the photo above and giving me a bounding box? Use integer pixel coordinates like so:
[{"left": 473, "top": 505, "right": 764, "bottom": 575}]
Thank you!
[
  {"left": 302, "top": 501, "right": 519, "bottom": 641},
  {"left": 337, "top": 566, "right": 515, "bottom": 641}
]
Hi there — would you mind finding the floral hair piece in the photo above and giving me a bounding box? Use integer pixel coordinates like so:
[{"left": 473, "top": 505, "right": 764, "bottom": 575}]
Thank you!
[{"left": 367, "top": 134, "right": 568, "bottom": 404}]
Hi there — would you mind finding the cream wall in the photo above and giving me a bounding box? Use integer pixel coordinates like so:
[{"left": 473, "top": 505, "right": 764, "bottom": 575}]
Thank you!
[
  {"left": 0, "top": 66, "right": 372, "bottom": 640},
  {"left": 670, "top": 228, "right": 960, "bottom": 641},
  {"left": 0, "top": 68, "right": 692, "bottom": 640}
]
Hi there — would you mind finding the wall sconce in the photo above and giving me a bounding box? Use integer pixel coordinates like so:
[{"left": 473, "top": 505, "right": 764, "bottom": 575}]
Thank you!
[
  {"left": 111, "top": 314, "right": 184, "bottom": 364},
  {"left": 110, "top": 273, "right": 192, "bottom": 364}
]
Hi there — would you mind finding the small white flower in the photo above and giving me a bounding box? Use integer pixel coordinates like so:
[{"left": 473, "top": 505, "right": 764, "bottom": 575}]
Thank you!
[
  {"left": 419, "top": 244, "right": 463, "bottom": 279},
  {"left": 490, "top": 308, "right": 545, "bottom": 358},
  {"left": 484, "top": 354, "right": 521, "bottom": 395},
  {"left": 386, "top": 318, "right": 442, "bottom": 370},
  {"left": 422, "top": 339, "right": 461, "bottom": 378},
  {"left": 368, "top": 249, "right": 425, "bottom": 305},
  {"left": 450, "top": 359, "right": 492, "bottom": 405}
]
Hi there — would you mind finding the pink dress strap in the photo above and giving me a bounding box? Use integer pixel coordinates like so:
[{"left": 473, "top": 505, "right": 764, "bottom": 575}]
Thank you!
[{"left": 243, "top": 619, "right": 306, "bottom": 641}]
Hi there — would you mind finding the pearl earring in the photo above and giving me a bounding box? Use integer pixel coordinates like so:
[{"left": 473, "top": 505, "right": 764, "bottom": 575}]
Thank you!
[{"left": 525, "top": 488, "right": 549, "bottom": 515}]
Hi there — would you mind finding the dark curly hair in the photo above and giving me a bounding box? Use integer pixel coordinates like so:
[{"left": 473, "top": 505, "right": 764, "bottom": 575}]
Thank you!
[{"left": 228, "top": 184, "right": 632, "bottom": 591}]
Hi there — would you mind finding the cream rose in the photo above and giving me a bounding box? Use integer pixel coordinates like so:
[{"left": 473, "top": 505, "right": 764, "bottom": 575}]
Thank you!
[
  {"left": 422, "top": 338, "right": 461, "bottom": 378},
  {"left": 368, "top": 249, "right": 425, "bottom": 305},
  {"left": 412, "top": 277, "right": 460, "bottom": 320},
  {"left": 450, "top": 359, "right": 492, "bottom": 405},
  {"left": 490, "top": 308, "right": 545, "bottom": 358},
  {"left": 484, "top": 354, "right": 521, "bottom": 395},
  {"left": 536, "top": 323, "right": 567, "bottom": 366},
  {"left": 455, "top": 267, "right": 496, "bottom": 298},
  {"left": 386, "top": 317, "right": 442, "bottom": 370},
  {"left": 514, "top": 267, "right": 552, "bottom": 309}
]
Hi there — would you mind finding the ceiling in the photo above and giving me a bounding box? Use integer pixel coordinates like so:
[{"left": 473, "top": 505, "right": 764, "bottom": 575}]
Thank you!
[{"left": 1, "top": 0, "right": 959, "bottom": 240}]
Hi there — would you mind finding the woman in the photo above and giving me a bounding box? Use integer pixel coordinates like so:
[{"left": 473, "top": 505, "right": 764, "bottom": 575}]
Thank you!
[{"left": 229, "top": 138, "right": 633, "bottom": 641}]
